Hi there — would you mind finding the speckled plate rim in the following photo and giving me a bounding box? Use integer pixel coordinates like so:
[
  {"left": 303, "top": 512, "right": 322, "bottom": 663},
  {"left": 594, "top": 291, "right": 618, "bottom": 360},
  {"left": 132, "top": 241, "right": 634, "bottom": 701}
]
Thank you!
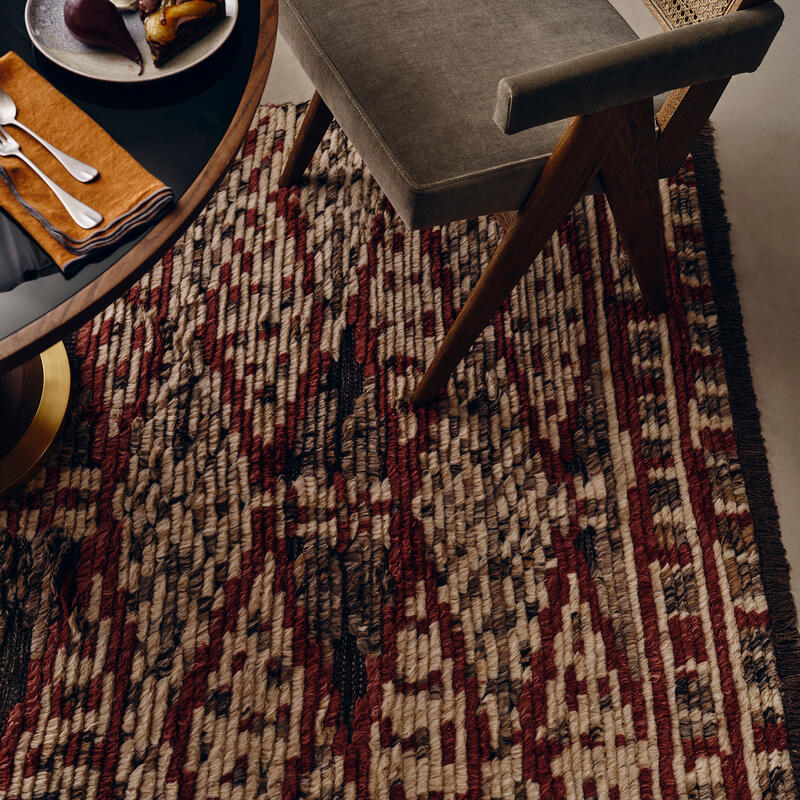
[{"left": 24, "top": 0, "right": 239, "bottom": 84}]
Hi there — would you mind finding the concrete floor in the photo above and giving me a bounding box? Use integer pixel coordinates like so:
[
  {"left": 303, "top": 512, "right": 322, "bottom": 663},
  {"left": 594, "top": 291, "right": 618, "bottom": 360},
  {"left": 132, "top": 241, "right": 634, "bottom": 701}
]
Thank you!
[{"left": 261, "top": 2, "right": 800, "bottom": 607}]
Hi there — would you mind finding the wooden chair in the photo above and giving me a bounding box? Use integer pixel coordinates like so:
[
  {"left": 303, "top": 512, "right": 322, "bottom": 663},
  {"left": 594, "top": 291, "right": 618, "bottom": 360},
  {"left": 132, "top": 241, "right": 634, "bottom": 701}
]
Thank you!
[{"left": 277, "top": 0, "right": 783, "bottom": 405}]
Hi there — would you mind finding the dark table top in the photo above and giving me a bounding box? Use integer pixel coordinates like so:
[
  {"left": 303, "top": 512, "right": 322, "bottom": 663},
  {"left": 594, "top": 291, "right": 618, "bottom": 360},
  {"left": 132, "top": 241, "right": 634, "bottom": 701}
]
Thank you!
[{"left": 0, "top": 0, "right": 274, "bottom": 366}]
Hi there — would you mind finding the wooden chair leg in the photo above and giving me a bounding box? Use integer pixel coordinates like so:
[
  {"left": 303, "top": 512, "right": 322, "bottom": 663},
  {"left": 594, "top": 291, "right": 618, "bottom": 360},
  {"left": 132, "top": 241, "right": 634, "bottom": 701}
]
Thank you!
[
  {"left": 656, "top": 79, "right": 729, "bottom": 177},
  {"left": 599, "top": 97, "right": 667, "bottom": 312},
  {"left": 278, "top": 91, "right": 334, "bottom": 188},
  {"left": 493, "top": 211, "right": 518, "bottom": 236},
  {"left": 411, "top": 108, "right": 620, "bottom": 406}
]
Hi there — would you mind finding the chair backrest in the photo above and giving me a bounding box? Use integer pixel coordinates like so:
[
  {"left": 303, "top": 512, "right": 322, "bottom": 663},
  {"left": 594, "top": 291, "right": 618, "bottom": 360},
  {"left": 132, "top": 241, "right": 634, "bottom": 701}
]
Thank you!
[
  {"left": 641, "top": 0, "right": 764, "bottom": 30},
  {"left": 645, "top": 0, "right": 778, "bottom": 177}
]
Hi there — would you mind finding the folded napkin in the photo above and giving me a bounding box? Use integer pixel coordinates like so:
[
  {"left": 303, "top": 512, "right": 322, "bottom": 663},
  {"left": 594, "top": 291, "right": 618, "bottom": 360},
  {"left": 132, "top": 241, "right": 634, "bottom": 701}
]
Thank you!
[{"left": 0, "top": 52, "right": 174, "bottom": 273}]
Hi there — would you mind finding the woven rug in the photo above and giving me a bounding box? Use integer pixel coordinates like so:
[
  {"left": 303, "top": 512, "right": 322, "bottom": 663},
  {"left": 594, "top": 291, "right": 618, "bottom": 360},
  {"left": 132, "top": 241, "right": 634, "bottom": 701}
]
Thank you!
[{"left": 1, "top": 104, "right": 798, "bottom": 800}]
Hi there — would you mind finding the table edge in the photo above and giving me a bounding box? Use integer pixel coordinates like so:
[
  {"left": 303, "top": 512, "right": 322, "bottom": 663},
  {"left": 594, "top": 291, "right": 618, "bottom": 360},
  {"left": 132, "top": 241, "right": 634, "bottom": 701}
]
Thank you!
[{"left": 0, "top": 0, "right": 279, "bottom": 371}]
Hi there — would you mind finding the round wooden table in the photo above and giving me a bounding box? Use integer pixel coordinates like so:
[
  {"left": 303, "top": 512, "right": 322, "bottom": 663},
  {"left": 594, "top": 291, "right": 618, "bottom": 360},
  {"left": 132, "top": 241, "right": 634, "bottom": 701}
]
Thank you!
[{"left": 0, "top": 0, "right": 278, "bottom": 492}]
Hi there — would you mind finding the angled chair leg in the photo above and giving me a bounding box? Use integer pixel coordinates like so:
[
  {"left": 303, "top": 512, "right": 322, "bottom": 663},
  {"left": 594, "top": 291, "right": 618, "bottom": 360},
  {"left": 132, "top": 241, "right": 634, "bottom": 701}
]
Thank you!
[
  {"left": 656, "top": 78, "right": 729, "bottom": 177},
  {"left": 411, "top": 108, "right": 620, "bottom": 406},
  {"left": 599, "top": 98, "right": 667, "bottom": 312},
  {"left": 278, "top": 91, "right": 334, "bottom": 188},
  {"left": 493, "top": 211, "right": 518, "bottom": 236}
]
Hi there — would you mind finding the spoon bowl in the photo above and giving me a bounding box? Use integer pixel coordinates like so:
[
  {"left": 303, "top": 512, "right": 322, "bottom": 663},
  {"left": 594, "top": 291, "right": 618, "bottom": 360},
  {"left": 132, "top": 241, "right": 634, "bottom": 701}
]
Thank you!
[{"left": 0, "top": 88, "right": 99, "bottom": 183}]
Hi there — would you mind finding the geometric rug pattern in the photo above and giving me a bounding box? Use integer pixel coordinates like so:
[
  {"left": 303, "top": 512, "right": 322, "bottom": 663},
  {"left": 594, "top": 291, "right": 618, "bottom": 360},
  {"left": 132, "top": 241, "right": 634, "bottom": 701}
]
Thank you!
[{"left": 0, "top": 103, "right": 794, "bottom": 799}]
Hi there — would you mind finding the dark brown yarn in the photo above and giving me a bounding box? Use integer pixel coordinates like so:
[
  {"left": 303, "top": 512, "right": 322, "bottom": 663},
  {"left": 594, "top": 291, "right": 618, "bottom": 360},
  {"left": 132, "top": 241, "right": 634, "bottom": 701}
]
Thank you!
[
  {"left": 692, "top": 126, "right": 800, "bottom": 784},
  {"left": 0, "top": 529, "right": 77, "bottom": 729}
]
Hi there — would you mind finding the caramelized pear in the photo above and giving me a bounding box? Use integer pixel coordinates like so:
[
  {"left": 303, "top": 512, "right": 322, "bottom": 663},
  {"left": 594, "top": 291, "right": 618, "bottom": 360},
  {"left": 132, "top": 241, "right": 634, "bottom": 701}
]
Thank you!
[{"left": 64, "top": 0, "right": 143, "bottom": 74}]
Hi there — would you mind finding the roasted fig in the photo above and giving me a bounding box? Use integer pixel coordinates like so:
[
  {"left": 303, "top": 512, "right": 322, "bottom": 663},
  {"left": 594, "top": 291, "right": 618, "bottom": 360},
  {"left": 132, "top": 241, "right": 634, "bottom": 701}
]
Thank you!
[{"left": 64, "top": 0, "right": 143, "bottom": 74}]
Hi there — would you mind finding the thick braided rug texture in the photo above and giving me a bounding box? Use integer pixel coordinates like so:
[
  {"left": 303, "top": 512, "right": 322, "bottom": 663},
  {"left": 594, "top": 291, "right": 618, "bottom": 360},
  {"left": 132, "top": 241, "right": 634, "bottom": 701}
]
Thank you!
[{"left": 0, "top": 104, "right": 794, "bottom": 800}]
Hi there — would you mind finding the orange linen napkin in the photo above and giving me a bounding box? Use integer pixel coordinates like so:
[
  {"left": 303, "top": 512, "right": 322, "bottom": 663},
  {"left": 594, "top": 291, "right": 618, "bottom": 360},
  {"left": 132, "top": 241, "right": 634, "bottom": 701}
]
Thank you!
[{"left": 0, "top": 52, "right": 173, "bottom": 271}]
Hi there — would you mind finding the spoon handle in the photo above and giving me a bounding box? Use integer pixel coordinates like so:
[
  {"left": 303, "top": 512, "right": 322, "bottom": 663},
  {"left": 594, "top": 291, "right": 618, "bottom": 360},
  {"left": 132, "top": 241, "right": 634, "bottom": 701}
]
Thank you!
[
  {"left": 15, "top": 150, "right": 103, "bottom": 229},
  {"left": 10, "top": 119, "right": 99, "bottom": 183}
]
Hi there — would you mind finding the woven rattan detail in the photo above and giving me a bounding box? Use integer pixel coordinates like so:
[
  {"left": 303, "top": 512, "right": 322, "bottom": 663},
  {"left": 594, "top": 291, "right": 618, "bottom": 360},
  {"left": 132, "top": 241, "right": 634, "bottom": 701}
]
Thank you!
[{"left": 640, "top": 0, "right": 738, "bottom": 28}]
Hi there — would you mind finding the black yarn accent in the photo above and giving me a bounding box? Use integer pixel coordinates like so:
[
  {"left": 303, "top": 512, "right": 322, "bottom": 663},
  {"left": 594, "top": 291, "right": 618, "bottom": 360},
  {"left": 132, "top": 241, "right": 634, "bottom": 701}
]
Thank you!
[
  {"left": 282, "top": 452, "right": 303, "bottom": 485},
  {"left": 0, "top": 533, "right": 33, "bottom": 731},
  {"left": 332, "top": 554, "right": 367, "bottom": 729},
  {"left": 50, "top": 539, "right": 80, "bottom": 621},
  {"left": 574, "top": 526, "right": 598, "bottom": 572},
  {"left": 284, "top": 532, "right": 302, "bottom": 562},
  {"left": 282, "top": 325, "right": 363, "bottom": 484},
  {"left": 562, "top": 453, "right": 589, "bottom": 483},
  {"left": 172, "top": 374, "right": 203, "bottom": 463},
  {"left": 0, "top": 531, "right": 79, "bottom": 731},
  {"left": 330, "top": 326, "right": 363, "bottom": 474},
  {"left": 0, "top": 604, "right": 31, "bottom": 732}
]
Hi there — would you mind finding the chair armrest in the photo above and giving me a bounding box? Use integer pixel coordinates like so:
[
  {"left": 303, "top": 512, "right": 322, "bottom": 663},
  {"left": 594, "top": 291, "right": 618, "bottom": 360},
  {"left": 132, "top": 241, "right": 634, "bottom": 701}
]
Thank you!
[{"left": 493, "top": 2, "right": 783, "bottom": 134}]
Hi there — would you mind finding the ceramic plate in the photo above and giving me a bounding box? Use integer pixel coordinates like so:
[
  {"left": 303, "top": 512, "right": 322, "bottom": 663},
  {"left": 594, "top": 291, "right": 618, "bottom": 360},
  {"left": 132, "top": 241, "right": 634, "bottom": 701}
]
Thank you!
[{"left": 25, "top": 0, "right": 238, "bottom": 83}]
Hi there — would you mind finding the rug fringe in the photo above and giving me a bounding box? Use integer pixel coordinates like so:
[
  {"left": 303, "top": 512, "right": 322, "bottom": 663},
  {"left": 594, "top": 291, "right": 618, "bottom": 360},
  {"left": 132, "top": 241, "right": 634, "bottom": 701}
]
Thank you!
[{"left": 692, "top": 125, "right": 800, "bottom": 784}]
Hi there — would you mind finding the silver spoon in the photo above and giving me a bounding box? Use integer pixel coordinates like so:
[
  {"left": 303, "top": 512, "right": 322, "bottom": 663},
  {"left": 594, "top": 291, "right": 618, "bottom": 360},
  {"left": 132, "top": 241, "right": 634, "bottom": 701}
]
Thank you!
[
  {"left": 0, "top": 87, "right": 99, "bottom": 183},
  {"left": 0, "top": 126, "right": 103, "bottom": 229}
]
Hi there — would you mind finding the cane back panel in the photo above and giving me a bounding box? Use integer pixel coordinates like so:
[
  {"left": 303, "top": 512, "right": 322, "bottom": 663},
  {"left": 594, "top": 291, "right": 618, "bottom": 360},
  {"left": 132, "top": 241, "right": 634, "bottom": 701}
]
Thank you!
[{"left": 640, "top": 0, "right": 739, "bottom": 29}]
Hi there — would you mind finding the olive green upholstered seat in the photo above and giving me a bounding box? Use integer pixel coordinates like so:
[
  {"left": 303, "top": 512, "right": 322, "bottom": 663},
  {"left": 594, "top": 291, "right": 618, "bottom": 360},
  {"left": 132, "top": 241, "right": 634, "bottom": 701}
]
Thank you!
[{"left": 279, "top": 0, "right": 782, "bottom": 228}]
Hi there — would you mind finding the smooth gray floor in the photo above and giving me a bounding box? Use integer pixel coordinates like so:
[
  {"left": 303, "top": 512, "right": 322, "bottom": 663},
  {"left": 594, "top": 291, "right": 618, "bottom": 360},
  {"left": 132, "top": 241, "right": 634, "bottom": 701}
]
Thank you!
[{"left": 262, "top": 3, "right": 800, "bottom": 608}]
